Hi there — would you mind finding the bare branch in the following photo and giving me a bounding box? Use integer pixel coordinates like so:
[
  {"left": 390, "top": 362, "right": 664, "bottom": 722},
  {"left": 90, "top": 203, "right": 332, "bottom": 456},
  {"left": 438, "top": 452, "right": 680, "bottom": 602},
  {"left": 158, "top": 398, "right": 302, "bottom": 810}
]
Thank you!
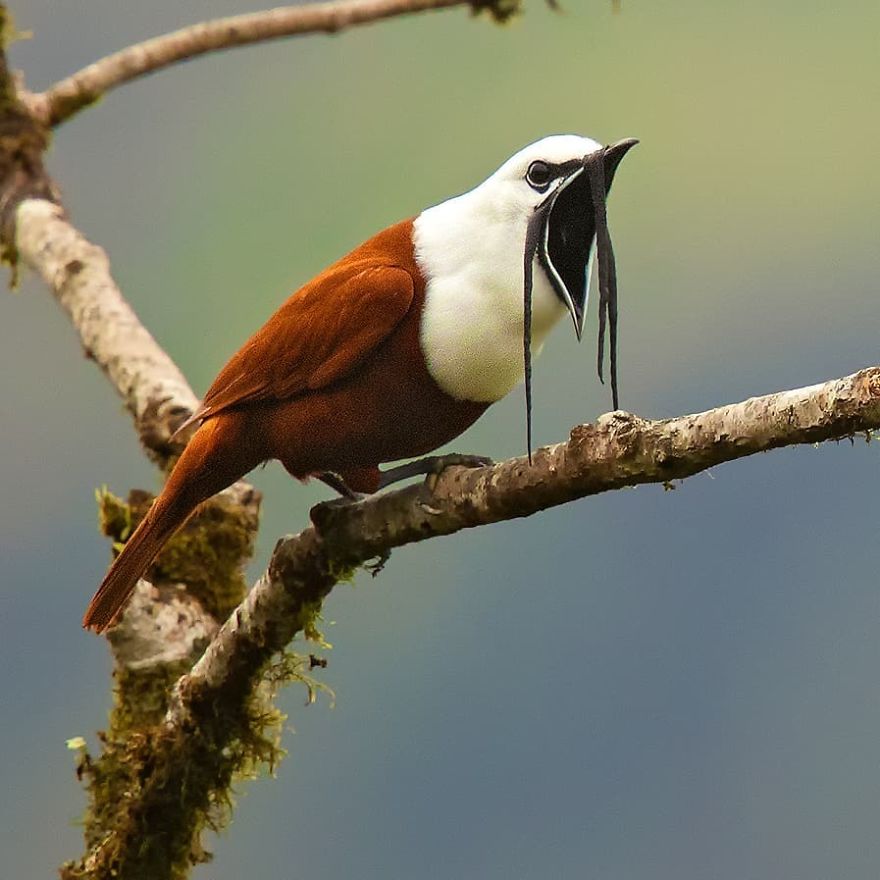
[
  {"left": 15, "top": 199, "right": 197, "bottom": 462},
  {"left": 30, "top": 0, "right": 481, "bottom": 127},
  {"left": 168, "top": 364, "right": 880, "bottom": 725}
]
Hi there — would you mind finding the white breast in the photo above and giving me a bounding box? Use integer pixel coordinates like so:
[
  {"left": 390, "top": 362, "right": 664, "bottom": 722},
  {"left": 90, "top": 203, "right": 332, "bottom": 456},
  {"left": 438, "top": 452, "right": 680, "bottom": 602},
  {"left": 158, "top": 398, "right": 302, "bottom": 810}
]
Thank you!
[{"left": 414, "top": 194, "right": 567, "bottom": 403}]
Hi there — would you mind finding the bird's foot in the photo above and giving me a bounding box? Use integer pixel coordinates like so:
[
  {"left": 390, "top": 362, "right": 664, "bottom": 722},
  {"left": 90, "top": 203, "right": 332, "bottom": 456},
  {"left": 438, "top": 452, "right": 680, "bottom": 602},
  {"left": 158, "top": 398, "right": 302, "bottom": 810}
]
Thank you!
[{"left": 377, "top": 453, "right": 494, "bottom": 490}]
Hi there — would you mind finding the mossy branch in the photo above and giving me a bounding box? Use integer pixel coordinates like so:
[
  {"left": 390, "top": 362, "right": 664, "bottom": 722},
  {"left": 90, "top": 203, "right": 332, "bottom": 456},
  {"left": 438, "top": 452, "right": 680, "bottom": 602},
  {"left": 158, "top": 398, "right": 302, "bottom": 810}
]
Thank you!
[
  {"left": 168, "top": 364, "right": 880, "bottom": 730},
  {"left": 57, "top": 363, "right": 880, "bottom": 879}
]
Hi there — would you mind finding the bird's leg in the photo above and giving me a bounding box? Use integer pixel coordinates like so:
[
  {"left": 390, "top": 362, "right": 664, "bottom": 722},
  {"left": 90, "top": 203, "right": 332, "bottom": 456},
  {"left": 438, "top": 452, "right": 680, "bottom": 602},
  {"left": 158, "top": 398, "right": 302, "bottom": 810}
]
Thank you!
[
  {"left": 377, "top": 454, "right": 494, "bottom": 489},
  {"left": 316, "top": 471, "right": 366, "bottom": 501}
]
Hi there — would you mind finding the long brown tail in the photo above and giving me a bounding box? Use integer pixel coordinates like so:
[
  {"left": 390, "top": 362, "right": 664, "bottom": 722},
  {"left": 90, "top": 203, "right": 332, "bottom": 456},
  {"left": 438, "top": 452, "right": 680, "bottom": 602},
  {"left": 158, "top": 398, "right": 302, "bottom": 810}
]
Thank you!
[
  {"left": 82, "top": 417, "right": 258, "bottom": 633},
  {"left": 82, "top": 496, "right": 188, "bottom": 632}
]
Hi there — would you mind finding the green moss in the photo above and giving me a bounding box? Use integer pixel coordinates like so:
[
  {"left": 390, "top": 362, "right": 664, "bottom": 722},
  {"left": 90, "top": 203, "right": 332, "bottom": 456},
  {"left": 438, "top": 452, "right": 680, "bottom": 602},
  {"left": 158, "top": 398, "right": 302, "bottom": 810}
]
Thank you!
[
  {"left": 292, "top": 598, "right": 333, "bottom": 649},
  {"left": 79, "top": 484, "right": 344, "bottom": 877},
  {"left": 110, "top": 661, "right": 193, "bottom": 732},
  {"left": 0, "top": 9, "right": 31, "bottom": 50},
  {"left": 62, "top": 726, "right": 228, "bottom": 879},
  {"left": 61, "top": 646, "right": 315, "bottom": 880},
  {"left": 96, "top": 484, "right": 132, "bottom": 548},
  {"left": 96, "top": 486, "right": 258, "bottom": 621},
  {"left": 266, "top": 648, "right": 335, "bottom": 708},
  {"left": 326, "top": 557, "right": 358, "bottom": 584},
  {"left": 60, "top": 656, "right": 200, "bottom": 878},
  {"left": 153, "top": 493, "right": 257, "bottom": 621}
]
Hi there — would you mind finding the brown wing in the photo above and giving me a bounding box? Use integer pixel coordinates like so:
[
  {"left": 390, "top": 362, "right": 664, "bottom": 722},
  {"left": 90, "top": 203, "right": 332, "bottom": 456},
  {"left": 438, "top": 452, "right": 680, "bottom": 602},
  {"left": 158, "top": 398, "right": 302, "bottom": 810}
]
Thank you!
[{"left": 182, "top": 261, "right": 415, "bottom": 428}]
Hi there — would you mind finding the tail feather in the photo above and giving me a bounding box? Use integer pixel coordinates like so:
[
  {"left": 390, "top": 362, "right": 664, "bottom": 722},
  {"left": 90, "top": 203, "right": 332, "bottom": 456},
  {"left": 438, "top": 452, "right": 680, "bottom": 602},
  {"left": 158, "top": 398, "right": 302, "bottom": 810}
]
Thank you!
[
  {"left": 82, "top": 416, "right": 258, "bottom": 633},
  {"left": 82, "top": 506, "right": 185, "bottom": 632}
]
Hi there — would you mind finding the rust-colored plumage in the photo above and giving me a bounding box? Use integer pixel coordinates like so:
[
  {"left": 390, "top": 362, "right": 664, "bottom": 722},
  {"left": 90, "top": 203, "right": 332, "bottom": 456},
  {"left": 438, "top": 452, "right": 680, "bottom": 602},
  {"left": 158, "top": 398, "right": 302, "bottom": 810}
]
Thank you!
[
  {"left": 83, "top": 220, "right": 488, "bottom": 632},
  {"left": 83, "top": 134, "right": 637, "bottom": 633}
]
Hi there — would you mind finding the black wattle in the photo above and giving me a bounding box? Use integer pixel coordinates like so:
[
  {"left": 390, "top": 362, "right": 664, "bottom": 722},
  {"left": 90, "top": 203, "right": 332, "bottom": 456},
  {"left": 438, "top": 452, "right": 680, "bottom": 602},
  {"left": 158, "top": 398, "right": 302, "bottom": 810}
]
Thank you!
[
  {"left": 521, "top": 208, "right": 545, "bottom": 463},
  {"left": 586, "top": 150, "right": 620, "bottom": 411}
]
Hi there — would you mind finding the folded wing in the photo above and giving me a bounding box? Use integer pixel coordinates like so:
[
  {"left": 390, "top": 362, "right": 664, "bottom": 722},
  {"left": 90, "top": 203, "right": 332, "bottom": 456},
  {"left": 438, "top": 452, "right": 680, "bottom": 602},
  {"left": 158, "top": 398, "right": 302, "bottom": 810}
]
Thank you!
[{"left": 181, "top": 261, "right": 415, "bottom": 428}]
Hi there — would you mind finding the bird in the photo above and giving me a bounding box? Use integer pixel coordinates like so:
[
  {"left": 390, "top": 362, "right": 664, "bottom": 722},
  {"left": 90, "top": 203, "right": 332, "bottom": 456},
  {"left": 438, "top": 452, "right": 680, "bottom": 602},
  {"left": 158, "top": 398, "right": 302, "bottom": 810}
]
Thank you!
[{"left": 83, "top": 133, "right": 637, "bottom": 632}]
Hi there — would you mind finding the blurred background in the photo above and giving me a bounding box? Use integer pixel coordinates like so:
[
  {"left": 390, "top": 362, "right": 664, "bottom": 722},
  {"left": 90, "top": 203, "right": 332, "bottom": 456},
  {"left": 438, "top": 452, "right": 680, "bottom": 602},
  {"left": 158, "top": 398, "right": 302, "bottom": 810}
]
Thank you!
[{"left": 2, "top": 1, "right": 879, "bottom": 877}]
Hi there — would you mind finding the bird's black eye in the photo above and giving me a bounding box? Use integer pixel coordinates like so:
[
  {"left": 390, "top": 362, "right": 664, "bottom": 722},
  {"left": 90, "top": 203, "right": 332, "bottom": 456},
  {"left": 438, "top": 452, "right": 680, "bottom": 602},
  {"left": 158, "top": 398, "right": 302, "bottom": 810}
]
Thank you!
[{"left": 526, "top": 160, "right": 553, "bottom": 191}]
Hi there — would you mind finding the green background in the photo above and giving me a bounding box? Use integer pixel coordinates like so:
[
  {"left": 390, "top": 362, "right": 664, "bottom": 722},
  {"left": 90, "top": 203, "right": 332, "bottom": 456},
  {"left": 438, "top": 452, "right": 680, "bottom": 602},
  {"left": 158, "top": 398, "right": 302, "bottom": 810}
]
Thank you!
[{"left": 2, "top": 1, "right": 879, "bottom": 877}]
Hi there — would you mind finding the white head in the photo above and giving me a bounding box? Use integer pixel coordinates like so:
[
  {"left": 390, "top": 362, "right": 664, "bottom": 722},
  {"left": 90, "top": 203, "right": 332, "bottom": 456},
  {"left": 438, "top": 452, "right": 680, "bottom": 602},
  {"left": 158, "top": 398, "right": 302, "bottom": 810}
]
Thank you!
[
  {"left": 468, "top": 134, "right": 604, "bottom": 222},
  {"left": 415, "top": 134, "right": 637, "bottom": 441}
]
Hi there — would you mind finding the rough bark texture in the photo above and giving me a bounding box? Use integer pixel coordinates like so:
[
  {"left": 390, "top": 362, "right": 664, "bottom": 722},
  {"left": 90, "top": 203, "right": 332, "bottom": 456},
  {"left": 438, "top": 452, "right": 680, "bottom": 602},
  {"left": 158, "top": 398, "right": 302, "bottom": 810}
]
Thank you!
[
  {"left": 169, "top": 365, "right": 880, "bottom": 724},
  {"left": 67, "top": 364, "right": 878, "bottom": 880},
  {"left": 0, "top": 17, "right": 57, "bottom": 257}
]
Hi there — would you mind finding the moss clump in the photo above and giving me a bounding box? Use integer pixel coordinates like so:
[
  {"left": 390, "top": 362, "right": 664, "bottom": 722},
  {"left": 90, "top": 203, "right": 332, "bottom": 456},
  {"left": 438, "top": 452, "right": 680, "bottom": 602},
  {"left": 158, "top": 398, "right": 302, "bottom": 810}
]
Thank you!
[
  {"left": 61, "top": 647, "right": 312, "bottom": 880},
  {"left": 110, "top": 661, "right": 193, "bottom": 733},
  {"left": 291, "top": 598, "right": 333, "bottom": 650},
  {"left": 266, "top": 648, "right": 335, "bottom": 708},
  {"left": 96, "top": 484, "right": 132, "bottom": 548},
  {"left": 326, "top": 556, "right": 359, "bottom": 584},
  {"left": 96, "top": 486, "right": 258, "bottom": 622},
  {"left": 61, "top": 655, "right": 201, "bottom": 878},
  {"left": 0, "top": 9, "right": 31, "bottom": 49},
  {"left": 152, "top": 493, "right": 257, "bottom": 621}
]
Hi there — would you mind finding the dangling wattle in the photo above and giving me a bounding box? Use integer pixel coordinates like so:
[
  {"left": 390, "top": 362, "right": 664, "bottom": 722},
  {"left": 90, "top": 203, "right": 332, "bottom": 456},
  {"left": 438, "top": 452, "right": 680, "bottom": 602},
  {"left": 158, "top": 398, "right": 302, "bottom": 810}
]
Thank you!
[{"left": 83, "top": 135, "right": 636, "bottom": 633}]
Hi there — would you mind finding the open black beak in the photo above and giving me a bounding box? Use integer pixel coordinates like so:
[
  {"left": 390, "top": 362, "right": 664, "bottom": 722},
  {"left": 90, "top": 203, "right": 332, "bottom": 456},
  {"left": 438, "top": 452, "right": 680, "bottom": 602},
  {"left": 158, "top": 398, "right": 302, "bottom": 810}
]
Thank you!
[
  {"left": 603, "top": 137, "right": 640, "bottom": 184},
  {"left": 542, "top": 137, "right": 638, "bottom": 341},
  {"left": 522, "top": 137, "right": 637, "bottom": 460}
]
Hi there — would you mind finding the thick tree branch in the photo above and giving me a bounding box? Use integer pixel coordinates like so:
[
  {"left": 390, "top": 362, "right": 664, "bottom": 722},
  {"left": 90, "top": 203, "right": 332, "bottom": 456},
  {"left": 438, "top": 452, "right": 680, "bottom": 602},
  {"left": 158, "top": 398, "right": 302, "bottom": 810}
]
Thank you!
[
  {"left": 168, "top": 364, "right": 880, "bottom": 724},
  {"left": 87, "top": 364, "right": 879, "bottom": 877},
  {"left": 28, "top": 0, "right": 518, "bottom": 128},
  {"left": 12, "top": 197, "right": 265, "bottom": 878}
]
